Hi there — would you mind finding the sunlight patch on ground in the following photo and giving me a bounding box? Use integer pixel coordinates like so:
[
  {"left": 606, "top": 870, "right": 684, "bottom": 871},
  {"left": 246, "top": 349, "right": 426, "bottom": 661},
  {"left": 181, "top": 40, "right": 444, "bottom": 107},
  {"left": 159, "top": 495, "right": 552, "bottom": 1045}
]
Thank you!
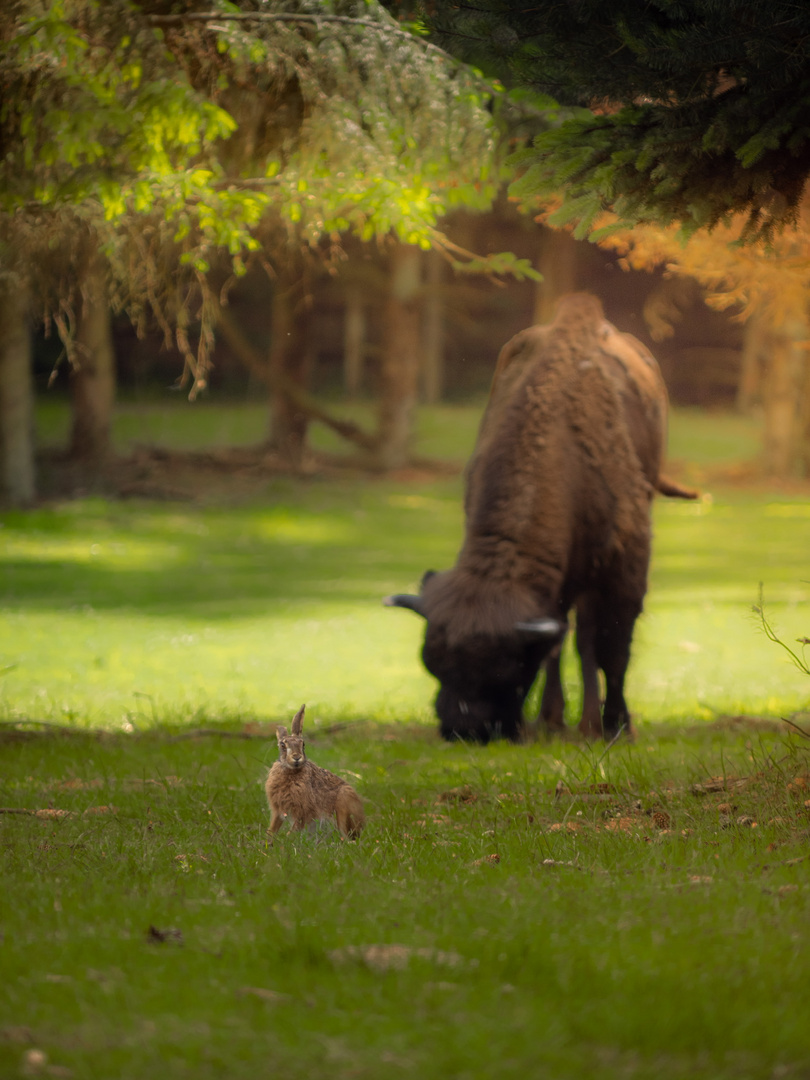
[
  {"left": 765, "top": 502, "right": 810, "bottom": 517},
  {"left": 0, "top": 535, "right": 183, "bottom": 570},
  {"left": 253, "top": 512, "right": 356, "bottom": 545}
]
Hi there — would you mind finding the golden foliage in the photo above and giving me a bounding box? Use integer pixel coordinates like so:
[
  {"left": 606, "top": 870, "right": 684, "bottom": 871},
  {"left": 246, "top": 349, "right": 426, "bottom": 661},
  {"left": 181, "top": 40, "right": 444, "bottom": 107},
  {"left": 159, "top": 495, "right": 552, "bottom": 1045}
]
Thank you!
[{"left": 599, "top": 207, "right": 810, "bottom": 329}]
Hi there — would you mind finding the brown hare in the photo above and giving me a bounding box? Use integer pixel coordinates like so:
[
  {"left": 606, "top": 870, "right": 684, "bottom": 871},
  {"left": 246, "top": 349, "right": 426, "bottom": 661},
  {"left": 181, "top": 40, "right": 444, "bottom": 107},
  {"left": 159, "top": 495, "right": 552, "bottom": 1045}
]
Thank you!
[{"left": 265, "top": 705, "right": 365, "bottom": 840}]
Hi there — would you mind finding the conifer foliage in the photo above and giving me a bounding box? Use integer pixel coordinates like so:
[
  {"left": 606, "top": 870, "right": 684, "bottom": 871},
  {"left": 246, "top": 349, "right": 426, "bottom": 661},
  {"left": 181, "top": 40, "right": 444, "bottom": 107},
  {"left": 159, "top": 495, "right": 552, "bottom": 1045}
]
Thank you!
[{"left": 424, "top": 0, "right": 810, "bottom": 240}]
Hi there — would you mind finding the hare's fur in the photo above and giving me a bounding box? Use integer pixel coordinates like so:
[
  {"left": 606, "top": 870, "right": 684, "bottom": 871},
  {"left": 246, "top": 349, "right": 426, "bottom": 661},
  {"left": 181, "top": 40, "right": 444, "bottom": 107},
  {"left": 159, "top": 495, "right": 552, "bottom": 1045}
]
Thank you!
[{"left": 265, "top": 705, "right": 365, "bottom": 840}]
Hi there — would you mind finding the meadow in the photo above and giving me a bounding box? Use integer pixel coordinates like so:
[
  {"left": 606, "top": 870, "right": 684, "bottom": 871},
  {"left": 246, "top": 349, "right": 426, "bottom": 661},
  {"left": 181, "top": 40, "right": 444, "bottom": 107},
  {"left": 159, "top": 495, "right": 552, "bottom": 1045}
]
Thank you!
[{"left": 1, "top": 400, "right": 809, "bottom": 1079}]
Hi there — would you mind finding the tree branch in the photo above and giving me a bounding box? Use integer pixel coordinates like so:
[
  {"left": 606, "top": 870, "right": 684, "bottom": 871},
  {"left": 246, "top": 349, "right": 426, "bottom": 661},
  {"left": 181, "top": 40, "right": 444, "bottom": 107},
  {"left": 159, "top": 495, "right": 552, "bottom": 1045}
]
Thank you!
[
  {"left": 144, "top": 11, "right": 498, "bottom": 88},
  {"left": 213, "top": 301, "right": 378, "bottom": 452},
  {"left": 147, "top": 13, "right": 396, "bottom": 29}
]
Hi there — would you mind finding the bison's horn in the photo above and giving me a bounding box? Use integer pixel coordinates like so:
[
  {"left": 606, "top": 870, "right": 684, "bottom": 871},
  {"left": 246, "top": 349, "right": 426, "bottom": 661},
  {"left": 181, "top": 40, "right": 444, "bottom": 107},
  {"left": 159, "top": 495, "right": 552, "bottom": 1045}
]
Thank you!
[
  {"left": 383, "top": 593, "right": 425, "bottom": 616},
  {"left": 515, "top": 618, "right": 567, "bottom": 638}
]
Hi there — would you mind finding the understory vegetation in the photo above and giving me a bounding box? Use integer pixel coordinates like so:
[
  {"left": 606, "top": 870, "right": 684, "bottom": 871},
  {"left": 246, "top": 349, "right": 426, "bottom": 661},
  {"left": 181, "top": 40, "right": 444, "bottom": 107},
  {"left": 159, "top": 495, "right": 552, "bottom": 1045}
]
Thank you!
[{"left": 1, "top": 403, "right": 809, "bottom": 1078}]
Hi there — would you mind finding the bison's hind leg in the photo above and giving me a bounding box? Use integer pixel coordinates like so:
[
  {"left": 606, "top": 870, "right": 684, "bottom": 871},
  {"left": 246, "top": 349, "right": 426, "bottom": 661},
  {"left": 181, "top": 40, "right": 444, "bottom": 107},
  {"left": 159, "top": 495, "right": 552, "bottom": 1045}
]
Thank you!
[
  {"left": 572, "top": 595, "right": 603, "bottom": 739},
  {"left": 575, "top": 591, "right": 640, "bottom": 741},
  {"left": 537, "top": 645, "right": 567, "bottom": 734},
  {"left": 593, "top": 597, "right": 642, "bottom": 741}
]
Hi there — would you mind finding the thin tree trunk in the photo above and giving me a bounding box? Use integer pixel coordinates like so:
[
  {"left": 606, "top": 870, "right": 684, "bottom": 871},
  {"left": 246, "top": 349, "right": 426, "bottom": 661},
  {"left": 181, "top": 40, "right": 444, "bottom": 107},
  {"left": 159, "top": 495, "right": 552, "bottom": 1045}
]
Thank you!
[
  {"left": 761, "top": 316, "right": 807, "bottom": 477},
  {"left": 0, "top": 282, "right": 35, "bottom": 506},
  {"left": 215, "top": 300, "right": 376, "bottom": 450},
  {"left": 421, "top": 251, "right": 444, "bottom": 405},
  {"left": 798, "top": 347, "right": 810, "bottom": 478},
  {"left": 344, "top": 285, "right": 366, "bottom": 399},
  {"left": 69, "top": 257, "right": 116, "bottom": 462},
  {"left": 534, "top": 229, "right": 578, "bottom": 325},
  {"left": 374, "top": 243, "right": 422, "bottom": 470},
  {"left": 267, "top": 278, "right": 312, "bottom": 467},
  {"left": 737, "top": 312, "right": 767, "bottom": 414}
]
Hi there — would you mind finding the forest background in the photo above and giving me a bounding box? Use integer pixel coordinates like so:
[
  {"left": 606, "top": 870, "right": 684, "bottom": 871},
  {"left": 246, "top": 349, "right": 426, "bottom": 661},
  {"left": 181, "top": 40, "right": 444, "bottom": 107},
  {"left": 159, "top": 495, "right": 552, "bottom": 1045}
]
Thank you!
[{"left": 4, "top": 0, "right": 810, "bottom": 506}]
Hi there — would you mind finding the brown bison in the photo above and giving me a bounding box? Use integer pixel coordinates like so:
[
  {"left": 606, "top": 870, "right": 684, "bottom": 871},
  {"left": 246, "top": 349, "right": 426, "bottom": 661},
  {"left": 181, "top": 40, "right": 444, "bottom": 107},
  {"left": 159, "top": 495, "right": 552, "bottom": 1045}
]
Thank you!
[{"left": 385, "top": 293, "right": 696, "bottom": 743}]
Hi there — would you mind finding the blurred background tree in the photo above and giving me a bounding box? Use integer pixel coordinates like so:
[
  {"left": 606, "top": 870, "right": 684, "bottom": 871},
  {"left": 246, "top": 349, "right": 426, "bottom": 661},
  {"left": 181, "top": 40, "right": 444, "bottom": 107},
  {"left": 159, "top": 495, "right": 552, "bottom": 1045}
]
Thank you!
[
  {"left": 600, "top": 207, "right": 810, "bottom": 477},
  {"left": 6, "top": 0, "right": 808, "bottom": 503},
  {"left": 0, "top": 0, "right": 537, "bottom": 503},
  {"left": 419, "top": 0, "right": 810, "bottom": 240},
  {"left": 400, "top": 0, "right": 810, "bottom": 479}
]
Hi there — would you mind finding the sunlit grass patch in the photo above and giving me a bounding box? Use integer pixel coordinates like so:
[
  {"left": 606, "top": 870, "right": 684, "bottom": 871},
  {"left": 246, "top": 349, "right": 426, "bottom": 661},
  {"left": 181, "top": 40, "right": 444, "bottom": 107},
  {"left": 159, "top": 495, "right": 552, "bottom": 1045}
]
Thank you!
[{"left": 4, "top": 407, "right": 810, "bottom": 730}]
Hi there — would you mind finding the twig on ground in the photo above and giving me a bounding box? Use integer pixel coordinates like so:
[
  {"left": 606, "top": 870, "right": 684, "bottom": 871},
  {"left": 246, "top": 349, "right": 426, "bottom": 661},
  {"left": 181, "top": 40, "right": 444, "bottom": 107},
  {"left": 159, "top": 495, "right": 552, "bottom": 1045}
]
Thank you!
[
  {"left": 0, "top": 719, "right": 103, "bottom": 736},
  {"left": 164, "top": 729, "right": 266, "bottom": 742},
  {"left": 166, "top": 720, "right": 365, "bottom": 741},
  {"left": 780, "top": 716, "right": 810, "bottom": 741},
  {"left": 214, "top": 304, "right": 378, "bottom": 452},
  {"left": 0, "top": 719, "right": 364, "bottom": 742},
  {"left": 594, "top": 724, "right": 626, "bottom": 770}
]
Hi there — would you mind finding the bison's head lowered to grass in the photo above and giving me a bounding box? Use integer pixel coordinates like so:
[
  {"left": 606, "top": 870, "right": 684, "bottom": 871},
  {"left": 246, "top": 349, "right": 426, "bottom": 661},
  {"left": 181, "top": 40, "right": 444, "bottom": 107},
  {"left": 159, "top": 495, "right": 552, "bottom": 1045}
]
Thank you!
[
  {"left": 385, "top": 293, "right": 697, "bottom": 744},
  {"left": 385, "top": 571, "right": 567, "bottom": 743}
]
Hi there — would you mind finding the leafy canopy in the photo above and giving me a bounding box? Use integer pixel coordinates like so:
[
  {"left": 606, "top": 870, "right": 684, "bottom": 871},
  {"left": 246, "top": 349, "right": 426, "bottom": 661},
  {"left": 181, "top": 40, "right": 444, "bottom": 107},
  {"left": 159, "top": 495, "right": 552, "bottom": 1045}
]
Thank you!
[
  {"left": 600, "top": 207, "right": 810, "bottom": 330},
  {"left": 1, "top": 0, "right": 520, "bottom": 260},
  {"left": 1, "top": 0, "right": 537, "bottom": 394},
  {"left": 421, "top": 0, "right": 810, "bottom": 241}
]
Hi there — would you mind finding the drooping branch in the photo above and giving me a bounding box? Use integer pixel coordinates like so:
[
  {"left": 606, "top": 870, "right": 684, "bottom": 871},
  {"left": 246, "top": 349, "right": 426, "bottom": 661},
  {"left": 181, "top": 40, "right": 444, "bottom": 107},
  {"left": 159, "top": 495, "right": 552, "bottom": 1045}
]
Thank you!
[
  {"left": 145, "top": 11, "right": 458, "bottom": 64},
  {"left": 142, "top": 10, "right": 547, "bottom": 112},
  {"left": 213, "top": 301, "right": 378, "bottom": 452},
  {"left": 148, "top": 13, "right": 397, "bottom": 29}
]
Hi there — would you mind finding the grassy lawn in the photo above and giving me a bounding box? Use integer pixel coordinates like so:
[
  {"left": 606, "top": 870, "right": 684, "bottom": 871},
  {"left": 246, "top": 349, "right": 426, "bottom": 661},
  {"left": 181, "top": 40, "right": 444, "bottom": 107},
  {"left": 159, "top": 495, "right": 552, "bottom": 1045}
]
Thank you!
[
  {"left": 1, "top": 400, "right": 810, "bottom": 1078},
  {"left": 2, "top": 724, "right": 809, "bottom": 1080}
]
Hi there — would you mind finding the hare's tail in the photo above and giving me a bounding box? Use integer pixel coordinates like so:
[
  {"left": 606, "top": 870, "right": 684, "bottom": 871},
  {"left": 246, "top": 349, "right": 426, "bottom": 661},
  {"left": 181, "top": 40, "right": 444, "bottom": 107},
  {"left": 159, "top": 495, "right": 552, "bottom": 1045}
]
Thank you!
[{"left": 336, "top": 786, "right": 365, "bottom": 840}]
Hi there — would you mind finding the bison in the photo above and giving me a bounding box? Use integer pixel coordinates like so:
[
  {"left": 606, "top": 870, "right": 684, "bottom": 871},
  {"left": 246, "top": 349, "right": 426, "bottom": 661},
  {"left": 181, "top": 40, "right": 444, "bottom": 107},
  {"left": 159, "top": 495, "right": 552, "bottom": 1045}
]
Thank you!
[{"left": 384, "top": 293, "right": 696, "bottom": 743}]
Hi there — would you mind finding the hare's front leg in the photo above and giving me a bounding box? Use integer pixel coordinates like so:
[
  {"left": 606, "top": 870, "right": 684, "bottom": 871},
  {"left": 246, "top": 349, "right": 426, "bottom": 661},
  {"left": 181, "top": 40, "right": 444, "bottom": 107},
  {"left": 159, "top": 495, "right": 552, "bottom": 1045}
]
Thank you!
[{"left": 267, "top": 809, "right": 285, "bottom": 837}]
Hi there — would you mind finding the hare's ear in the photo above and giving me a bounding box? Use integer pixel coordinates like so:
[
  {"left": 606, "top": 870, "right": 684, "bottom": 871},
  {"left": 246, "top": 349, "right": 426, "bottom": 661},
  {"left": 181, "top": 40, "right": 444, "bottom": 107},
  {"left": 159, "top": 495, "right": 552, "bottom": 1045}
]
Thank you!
[
  {"left": 291, "top": 704, "right": 305, "bottom": 735},
  {"left": 276, "top": 725, "right": 288, "bottom": 741}
]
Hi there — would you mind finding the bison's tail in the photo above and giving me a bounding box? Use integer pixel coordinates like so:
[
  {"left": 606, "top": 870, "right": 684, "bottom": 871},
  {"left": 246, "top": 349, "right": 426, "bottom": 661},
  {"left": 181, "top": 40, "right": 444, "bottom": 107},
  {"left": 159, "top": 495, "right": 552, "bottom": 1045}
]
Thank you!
[{"left": 656, "top": 474, "right": 700, "bottom": 500}]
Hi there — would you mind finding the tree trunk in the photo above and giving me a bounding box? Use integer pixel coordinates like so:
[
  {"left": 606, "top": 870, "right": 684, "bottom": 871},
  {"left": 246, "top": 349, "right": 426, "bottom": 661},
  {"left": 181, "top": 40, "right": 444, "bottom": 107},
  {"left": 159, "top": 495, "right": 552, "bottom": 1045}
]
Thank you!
[
  {"left": 267, "top": 278, "right": 312, "bottom": 467},
  {"left": 737, "top": 312, "right": 768, "bottom": 414},
  {"left": 421, "top": 251, "right": 444, "bottom": 405},
  {"left": 761, "top": 316, "right": 808, "bottom": 477},
  {"left": 0, "top": 282, "right": 35, "bottom": 506},
  {"left": 534, "top": 228, "right": 578, "bottom": 325},
  {"left": 374, "top": 243, "right": 422, "bottom": 470},
  {"left": 69, "top": 257, "right": 116, "bottom": 462},
  {"left": 343, "top": 285, "right": 366, "bottom": 399},
  {"left": 801, "top": 385, "right": 810, "bottom": 478}
]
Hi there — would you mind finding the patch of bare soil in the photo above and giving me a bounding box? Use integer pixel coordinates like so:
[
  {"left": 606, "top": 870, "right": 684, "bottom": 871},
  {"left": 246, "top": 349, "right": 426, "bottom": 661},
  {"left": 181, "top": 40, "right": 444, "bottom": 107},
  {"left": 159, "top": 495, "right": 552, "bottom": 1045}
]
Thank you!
[{"left": 34, "top": 446, "right": 462, "bottom": 505}]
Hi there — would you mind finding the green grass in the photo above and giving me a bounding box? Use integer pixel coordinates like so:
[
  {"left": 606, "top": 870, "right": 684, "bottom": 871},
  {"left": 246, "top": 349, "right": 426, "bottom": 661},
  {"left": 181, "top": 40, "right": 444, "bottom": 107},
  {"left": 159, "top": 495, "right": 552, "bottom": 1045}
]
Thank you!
[
  {"left": 2, "top": 400, "right": 810, "bottom": 1078},
  {"left": 665, "top": 406, "right": 763, "bottom": 469},
  {"left": 2, "top": 725, "right": 809, "bottom": 1079},
  {"left": 2, "top": 401, "right": 809, "bottom": 728},
  {"left": 33, "top": 395, "right": 487, "bottom": 462}
]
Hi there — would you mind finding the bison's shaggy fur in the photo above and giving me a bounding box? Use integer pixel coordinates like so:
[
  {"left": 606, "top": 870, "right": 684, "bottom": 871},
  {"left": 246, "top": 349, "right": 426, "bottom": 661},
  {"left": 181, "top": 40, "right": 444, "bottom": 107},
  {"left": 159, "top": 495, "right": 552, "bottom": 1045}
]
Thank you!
[{"left": 386, "top": 293, "right": 695, "bottom": 743}]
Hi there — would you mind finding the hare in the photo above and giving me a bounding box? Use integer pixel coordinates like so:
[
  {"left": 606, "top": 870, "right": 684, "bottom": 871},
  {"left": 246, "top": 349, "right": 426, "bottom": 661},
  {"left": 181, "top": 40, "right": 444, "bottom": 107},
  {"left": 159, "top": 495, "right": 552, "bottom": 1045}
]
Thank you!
[{"left": 265, "top": 705, "right": 365, "bottom": 840}]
